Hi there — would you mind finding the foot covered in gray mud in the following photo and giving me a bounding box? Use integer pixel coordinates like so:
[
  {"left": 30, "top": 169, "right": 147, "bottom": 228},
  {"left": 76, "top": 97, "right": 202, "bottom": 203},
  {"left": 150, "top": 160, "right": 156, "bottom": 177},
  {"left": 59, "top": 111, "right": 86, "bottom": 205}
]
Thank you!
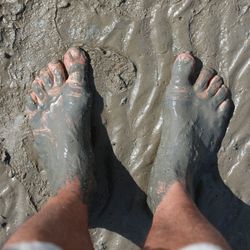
[
  {"left": 26, "top": 47, "right": 94, "bottom": 199},
  {"left": 148, "top": 52, "right": 233, "bottom": 212}
]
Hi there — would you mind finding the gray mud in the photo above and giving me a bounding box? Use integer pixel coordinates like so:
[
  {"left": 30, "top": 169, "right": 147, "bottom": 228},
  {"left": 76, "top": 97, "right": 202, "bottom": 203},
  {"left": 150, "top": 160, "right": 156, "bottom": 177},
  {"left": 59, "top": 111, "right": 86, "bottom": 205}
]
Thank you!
[{"left": 0, "top": 0, "right": 250, "bottom": 249}]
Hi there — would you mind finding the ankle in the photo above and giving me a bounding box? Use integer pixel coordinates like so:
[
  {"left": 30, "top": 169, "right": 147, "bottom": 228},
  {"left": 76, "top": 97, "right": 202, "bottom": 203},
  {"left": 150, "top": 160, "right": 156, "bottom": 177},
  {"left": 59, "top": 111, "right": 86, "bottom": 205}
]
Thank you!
[
  {"left": 47, "top": 179, "right": 89, "bottom": 221},
  {"left": 155, "top": 181, "right": 190, "bottom": 215},
  {"left": 56, "top": 178, "right": 83, "bottom": 201}
]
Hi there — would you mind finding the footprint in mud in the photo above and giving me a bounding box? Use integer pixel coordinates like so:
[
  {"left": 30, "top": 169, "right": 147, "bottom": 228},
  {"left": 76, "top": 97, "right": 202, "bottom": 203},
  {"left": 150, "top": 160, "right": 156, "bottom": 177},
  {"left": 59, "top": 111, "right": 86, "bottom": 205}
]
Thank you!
[{"left": 86, "top": 47, "right": 136, "bottom": 94}]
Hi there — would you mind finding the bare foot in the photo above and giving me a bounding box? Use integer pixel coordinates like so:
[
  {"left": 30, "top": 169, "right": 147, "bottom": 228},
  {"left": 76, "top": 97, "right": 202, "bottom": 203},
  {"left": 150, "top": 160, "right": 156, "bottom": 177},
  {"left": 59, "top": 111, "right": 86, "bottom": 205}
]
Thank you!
[
  {"left": 26, "top": 47, "right": 94, "bottom": 199},
  {"left": 147, "top": 52, "right": 233, "bottom": 212}
]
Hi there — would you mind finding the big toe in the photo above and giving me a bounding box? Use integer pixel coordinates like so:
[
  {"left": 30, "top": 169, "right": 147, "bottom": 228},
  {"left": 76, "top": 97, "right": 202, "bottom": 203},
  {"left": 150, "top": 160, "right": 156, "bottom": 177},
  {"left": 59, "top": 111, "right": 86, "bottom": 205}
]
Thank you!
[
  {"left": 170, "top": 51, "right": 195, "bottom": 87},
  {"left": 64, "top": 47, "right": 88, "bottom": 87}
]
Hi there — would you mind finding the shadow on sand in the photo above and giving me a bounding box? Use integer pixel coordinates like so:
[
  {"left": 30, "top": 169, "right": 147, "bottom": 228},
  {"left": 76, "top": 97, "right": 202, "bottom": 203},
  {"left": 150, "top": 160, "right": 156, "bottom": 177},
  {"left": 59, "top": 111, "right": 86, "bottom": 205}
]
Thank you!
[
  {"left": 87, "top": 56, "right": 250, "bottom": 250},
  {"left": 88, "top": 63, "right": 152, "bottom": 247}
]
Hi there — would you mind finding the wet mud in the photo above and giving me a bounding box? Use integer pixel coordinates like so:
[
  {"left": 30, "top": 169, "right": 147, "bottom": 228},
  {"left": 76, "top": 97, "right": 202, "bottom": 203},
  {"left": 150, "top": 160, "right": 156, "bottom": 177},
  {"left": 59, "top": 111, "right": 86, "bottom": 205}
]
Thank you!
[{"left": 0, "top": 0, "right": 250, "bottom": 249}]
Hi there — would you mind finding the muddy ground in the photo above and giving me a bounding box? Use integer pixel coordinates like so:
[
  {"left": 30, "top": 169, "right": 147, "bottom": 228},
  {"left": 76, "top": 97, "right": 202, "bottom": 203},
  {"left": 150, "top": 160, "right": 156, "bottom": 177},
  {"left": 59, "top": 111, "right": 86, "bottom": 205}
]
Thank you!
[{"left": 0, "top": 0, "right": 250, "bottom": 249}]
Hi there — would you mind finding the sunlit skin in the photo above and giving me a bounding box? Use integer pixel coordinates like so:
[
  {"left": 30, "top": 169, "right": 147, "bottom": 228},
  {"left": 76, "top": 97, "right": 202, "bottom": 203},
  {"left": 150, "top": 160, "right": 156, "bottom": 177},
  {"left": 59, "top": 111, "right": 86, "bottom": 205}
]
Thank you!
[{"left": 4, "top": 50, "right": 232, "bottom": 250}]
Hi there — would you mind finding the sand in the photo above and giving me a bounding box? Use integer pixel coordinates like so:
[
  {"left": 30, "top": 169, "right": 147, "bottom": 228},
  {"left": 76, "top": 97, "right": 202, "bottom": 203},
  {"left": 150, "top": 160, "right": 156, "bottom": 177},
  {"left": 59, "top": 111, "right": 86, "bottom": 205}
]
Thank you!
[{"left": 0, "top": 0, "right": 250, "bottom": 249}]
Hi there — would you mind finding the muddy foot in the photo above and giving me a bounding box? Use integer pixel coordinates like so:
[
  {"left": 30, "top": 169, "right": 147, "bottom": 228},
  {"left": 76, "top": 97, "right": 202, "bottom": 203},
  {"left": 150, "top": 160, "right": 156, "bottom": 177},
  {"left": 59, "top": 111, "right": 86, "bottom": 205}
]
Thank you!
[
  {"left": 26, "top": 47, "right": 94, "bottom": 198},
  {"left": 147, "top": 52, "right": 233, "bottom": 212}
]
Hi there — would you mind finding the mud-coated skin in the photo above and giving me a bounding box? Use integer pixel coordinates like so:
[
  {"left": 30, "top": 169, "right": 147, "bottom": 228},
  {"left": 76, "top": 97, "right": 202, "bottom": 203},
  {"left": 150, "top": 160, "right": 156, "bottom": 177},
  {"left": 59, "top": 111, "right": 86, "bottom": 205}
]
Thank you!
[
  {"left": 147, "top": 52, "right": 233, "bottom": 213},
  {"left": 27, "top": 47, "right": 94, "bottom": 199}
]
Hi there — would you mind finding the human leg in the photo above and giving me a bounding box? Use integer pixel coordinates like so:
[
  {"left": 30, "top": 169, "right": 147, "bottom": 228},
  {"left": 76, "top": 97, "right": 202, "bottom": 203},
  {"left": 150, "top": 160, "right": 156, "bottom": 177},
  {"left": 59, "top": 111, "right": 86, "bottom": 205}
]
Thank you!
[
  {"left": 4, "top": 180, "right": 93, "bottom": 250},
  {"left": 144, "top": 181, "right": 231, "bottom": 250},
  {"left": 145, "top": 52, "right": 233, "bottom": 250},
  {"left": 3, "top": 47, "right": 94, "bottom": 250}
]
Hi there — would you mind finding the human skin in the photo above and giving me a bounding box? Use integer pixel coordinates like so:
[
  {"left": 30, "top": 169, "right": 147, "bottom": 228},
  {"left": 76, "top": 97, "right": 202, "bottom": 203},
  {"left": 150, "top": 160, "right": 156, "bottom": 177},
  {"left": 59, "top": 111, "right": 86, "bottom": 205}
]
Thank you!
[
  {"left": 4, "top": 50, "right": 232, "bottom": 250},
  {"left": 4, "top": 47, "right": 95, "bottom": 250},
  {"left": 145, "top": 52, "right": 233, "bottom": 250},
  {"left": 147, "top": 52, "right": 233, "bottom": 212}
]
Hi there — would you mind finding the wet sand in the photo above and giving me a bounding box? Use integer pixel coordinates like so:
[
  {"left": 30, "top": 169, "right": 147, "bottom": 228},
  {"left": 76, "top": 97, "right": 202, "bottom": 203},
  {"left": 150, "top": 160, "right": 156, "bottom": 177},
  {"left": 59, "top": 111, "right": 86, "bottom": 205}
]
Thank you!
[{"left": 0, "top": 0, "right": 250, "bottom": 249}]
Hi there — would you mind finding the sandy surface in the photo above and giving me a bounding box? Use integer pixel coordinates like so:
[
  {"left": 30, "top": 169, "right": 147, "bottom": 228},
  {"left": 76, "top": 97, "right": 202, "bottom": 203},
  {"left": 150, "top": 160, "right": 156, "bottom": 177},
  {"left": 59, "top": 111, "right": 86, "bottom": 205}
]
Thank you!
[{"left": 0, "top": 0, "right": 250, "bottom": 249}]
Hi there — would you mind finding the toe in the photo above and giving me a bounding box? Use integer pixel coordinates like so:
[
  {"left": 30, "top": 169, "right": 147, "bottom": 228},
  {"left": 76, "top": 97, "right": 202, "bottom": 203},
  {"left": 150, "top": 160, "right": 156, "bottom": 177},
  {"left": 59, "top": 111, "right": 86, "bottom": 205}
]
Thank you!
[
  {"left": 26, "top": 93, "right": 38, "bottom": 111},
  {"left": 212, "top": 85, "right": 229, "bottom": 108},
  {"left": 31, "top": 80, "right": 46, "bottom": 106},
  {"left": 170, "top": 51, "right": 195, "bottom": 86},
  {"left": 63, "top": 47, "right": 88, "bottom": 87},
  {"left": 206, "top": 75, "right": 223, "bottom": 97},
  {"left": 194, "top": 67, "right": 215, "bottom": 92},
  {"left": 218, "top": 99, "right": 233, "bottom": 115},
  {"left": 48, "top": 60, "right": 66, "bottom": 87},
  {"left": 39, "top": 69, "right": 54, "bottom": 91}
]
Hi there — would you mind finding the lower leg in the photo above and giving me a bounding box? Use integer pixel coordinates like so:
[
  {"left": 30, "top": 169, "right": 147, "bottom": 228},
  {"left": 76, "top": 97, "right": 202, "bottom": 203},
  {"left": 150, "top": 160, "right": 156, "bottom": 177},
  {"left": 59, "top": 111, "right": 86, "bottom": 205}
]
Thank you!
[
  {"left": 145, "top": 52, "right": 233, "bottom": 250},
  {"left": 4, "top": 179, "right": 93, "bottom": 250},
  {"left": 144, "top": 181, "right": 231, "bottom": 250}
]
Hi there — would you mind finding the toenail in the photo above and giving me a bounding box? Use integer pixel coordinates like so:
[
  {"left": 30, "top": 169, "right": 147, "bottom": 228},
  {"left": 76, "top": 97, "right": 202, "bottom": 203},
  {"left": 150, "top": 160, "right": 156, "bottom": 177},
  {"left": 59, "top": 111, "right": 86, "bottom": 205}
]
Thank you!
[
  {"left": 203, "top": 67, "right": 215, "bottom": 75},
  {"left": 68, "top": 48, "right": 80, "bottom": 58},
  {"left": 183, "top": 51, "right": 193, "bottom": 55},
  {"left": 214, "top": 75, "right": 221, "bottom": 81},
  {"left": 178, "top": 53, "right": 194, "bottom": 63}
]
